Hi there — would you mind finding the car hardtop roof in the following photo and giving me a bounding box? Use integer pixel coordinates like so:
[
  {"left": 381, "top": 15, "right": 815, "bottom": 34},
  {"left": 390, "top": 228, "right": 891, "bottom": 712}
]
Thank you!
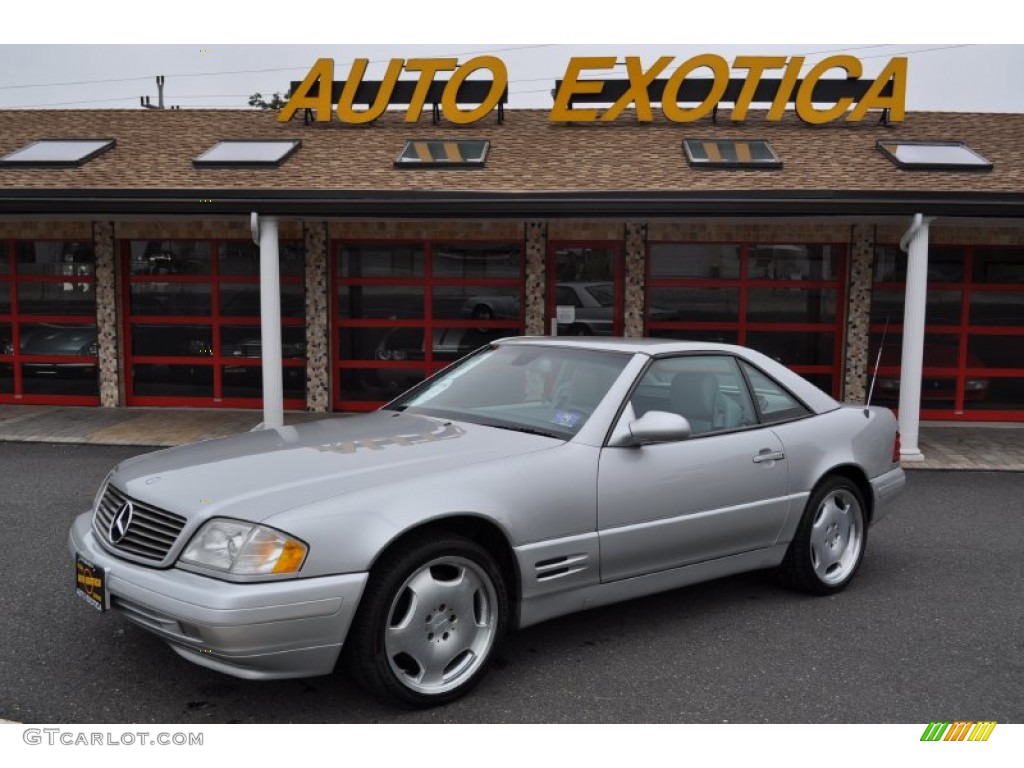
[{"left": 492, "top": 336, "right": 841, "bottom": 414}]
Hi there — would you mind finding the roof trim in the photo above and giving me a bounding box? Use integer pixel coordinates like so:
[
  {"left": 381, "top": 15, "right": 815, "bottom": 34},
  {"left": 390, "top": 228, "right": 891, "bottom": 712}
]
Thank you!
[{"left": 0, "top": 188, "right": 1022, "bottom": 218}]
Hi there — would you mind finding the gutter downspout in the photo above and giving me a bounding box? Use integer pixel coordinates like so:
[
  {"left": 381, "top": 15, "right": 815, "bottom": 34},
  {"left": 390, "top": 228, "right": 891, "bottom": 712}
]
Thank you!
[{"left": 897, "top": 213, "right": 935, "bottom": 461}]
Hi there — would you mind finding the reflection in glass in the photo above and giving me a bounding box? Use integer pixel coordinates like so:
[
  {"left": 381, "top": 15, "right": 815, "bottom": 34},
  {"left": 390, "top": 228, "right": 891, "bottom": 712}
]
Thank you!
[
  {"left": 218, "top": 241, "right": 305, "bottom": 277},
  {"left": 746, "top": 331, "right": 834, "bottom": 366},
  {"left": 0, "top": 363, "right": 12, "bottom": 393},
  {"left": 870, "top": 289, "right": 962, "bottom": 326},
  {"left": 220, "top": 365, "right": 306, "bottom": 401},
  {"left": 964, "top": 378, "right": 1024, "bottom": 411},
  {"left": 340, "top": 367, "right": 426, "bottom": 402},
  {"left": 338, "top": 245, "right": 424, "bottom": 278},
  {"left": 16, "top": 282, "right": 95, "bottom": 315},
  {"left": 15, "top": 241, "right": 95, "bottom": 276},
  {"left": 132, "top": 364, "right": 213, "bottom": 398},
  {"left": 434, "top": 286, "right": 520, "bottom": 321},
  {"left": 973, "top": 248, "right": 1024, "bottom": 284},
  {"left": 969, "top": 335, "right": 1024, "bottom": 369},
  {"left": 969, "top": 292, "right": 1024, "bottom": 326},
  {"left": 132, "top": 325, "right": 212, "bottom": 357},
  {"left": 649, "top": 287, "right": 740, "bottom": 322},
  {"left": 341, "top": 327, "right": 420, "bottom": 362},
  {"left": 649, "top": 244, "right": 740, "bottom": 279},
  {"left": 748, "top": 245, "right": 838, "bottom": 281},
  {"left": 432, "top": 243, "right": 521, "bottom": 279},
  {"left": 130, "top": 283, "right": 211, "bottom": 316},
  {"left": 337, "top": 286, "right": 424, "bottom": 319},
  {"left": 219, "top": 283, "right": 305, "bottom": 318},
  {"left": 129, "top": 241, "right": 211, "bottom": 276},
  {"left": 746, "top": 288, "right": 836, "bottom": 323}
]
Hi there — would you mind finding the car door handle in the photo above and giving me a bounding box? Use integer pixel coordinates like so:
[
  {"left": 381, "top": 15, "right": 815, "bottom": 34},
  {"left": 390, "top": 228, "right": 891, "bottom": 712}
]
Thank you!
[{"left": 752, "top": 449, "right": 786, "bottom": 464}]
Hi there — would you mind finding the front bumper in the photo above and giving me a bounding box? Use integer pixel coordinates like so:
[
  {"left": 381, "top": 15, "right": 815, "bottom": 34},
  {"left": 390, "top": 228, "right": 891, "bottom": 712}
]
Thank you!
[
  {"left": 869, "top": 466, "right": 906, "bottom": 526},
  {"left": 68, "top": 512, "right": 368, "bottom": 680}
]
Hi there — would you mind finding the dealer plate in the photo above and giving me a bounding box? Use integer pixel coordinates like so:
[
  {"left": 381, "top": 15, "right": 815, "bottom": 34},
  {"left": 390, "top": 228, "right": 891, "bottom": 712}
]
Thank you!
[{"left": 75, "top": 553, "right": 106, "bottom": 612}]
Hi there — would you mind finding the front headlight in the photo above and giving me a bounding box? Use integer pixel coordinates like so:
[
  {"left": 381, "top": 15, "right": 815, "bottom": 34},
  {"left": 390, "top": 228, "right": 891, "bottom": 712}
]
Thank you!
[{"left": 180, "top": 519, "right": 308, "bottom": 575}]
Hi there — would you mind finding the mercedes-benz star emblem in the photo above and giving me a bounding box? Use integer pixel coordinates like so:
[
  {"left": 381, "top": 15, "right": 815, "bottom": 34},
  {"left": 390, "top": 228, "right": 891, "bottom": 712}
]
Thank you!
[{"left": 109, "top": 501, "right": 134, "bottom": 544}]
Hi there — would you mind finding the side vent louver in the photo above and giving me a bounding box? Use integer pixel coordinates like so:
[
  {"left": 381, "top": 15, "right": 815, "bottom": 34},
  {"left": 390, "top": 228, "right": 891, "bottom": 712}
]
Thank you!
[{"left": 534, "top": 553, "right": 589, "bottom": 582}]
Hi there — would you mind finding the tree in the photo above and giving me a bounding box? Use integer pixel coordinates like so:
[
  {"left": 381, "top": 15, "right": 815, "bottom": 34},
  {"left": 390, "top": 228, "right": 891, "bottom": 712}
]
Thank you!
[{"left": 248, "top": 91, "right": 288, "bottom": 110}]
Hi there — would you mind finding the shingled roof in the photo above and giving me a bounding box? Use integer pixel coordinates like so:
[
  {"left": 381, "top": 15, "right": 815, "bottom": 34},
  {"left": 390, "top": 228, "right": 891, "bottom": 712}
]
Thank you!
[{"left": 1, "top": 108, "right": 1023, "bottom": 217}]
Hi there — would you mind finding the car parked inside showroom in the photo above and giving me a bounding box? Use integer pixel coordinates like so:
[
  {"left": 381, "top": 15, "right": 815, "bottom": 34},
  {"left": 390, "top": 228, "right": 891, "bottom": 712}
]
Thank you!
[{"left": 70, "top": 337, "right": 905, "bottom": 707}]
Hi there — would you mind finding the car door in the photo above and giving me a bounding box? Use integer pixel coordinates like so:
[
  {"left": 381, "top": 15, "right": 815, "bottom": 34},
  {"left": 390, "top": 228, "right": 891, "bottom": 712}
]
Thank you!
[{"left": 597, "top": 354, "right": 792, "bottom": 583}]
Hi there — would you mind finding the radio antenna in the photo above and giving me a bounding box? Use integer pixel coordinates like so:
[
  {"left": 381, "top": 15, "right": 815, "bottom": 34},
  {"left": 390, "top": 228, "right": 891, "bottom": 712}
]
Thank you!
[{"left": 865, "top": 317, "right": 889, "bottom": 414}]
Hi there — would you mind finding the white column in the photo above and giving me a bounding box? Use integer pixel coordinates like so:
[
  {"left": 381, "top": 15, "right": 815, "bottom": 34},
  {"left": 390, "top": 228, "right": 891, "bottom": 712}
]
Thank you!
[
  {"left": 897, "top": 214, "right": 933, "bottom": 461},
  {"left": 257, "top": 216, "right": 284, "bottom": 429}
]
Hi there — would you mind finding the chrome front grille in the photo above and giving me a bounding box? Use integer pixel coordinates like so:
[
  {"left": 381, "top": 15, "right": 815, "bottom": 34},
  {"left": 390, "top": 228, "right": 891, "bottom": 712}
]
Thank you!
[{"left": 93, "top": 484, "right": 187, "bottom": 564}]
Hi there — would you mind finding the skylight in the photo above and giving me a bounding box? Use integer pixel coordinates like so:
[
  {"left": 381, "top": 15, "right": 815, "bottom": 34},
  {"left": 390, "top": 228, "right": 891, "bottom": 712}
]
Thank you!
[
  {"left": 395, "top": 140, "right": 489, "bottom": 167},
  {"left": 193, "top": 140, "right": 301, "bottom": 167},
  {"left": 0, "top": 139, "right": 115, "bottom": 166},
  {"left": 683, "top": 139, "right": 781, "bottom": 169},
  {"left": 877, "top": 141, "right": 992, "bottom": 170}
]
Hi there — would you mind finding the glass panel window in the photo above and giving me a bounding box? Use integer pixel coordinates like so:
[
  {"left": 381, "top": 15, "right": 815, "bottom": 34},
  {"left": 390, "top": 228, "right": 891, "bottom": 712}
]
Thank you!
[
  {"left": 972, "top": 248, "right": 1024, "bottom": 284},
  {"left": 130, "top": 283, "right": 211, "bottom": 316},
  {"left": 132, "top": 364, "right": 213, "bottom": 398},
  {"left": 434, "top": 286, "right": 521, "bottom": 321},
  {"left": 18, "top": 323, "right": 96, "bottom": 356},
  {"left": 631, "top": 355, "right": 757, "bottom": 434},
  {"left": 0, "top": 283, "right": 10, "bottom": 313},
  {"left": 740, "top": 362, "right": 811, "bottom": 422},
  {"left": 218, "top": 241, "right": 304, "bottom": 277},
  {"left": 969, "top": 291, "right": 1024, "bottom": 326},
  {"left": 648, "top": 328, "right": 739, "bottom": 345},
  {"left": 341, "top": 327, "right": 419, "bottom": 362},
  {"left": 15, "top": 241, "right": 95, "bottom": 277},
  {"left": 746, "top": 288, "right": 837, "bottom": 323},
  {"left": 338, "top": 245, "right": 424, "bottom": 278},
  {"left": 219, "top": 283, "right": 304, "bottom": 318},
  {"left": 432, "top": 243, "right": 521, "bottom": 279},
  {"left": 963, "top": 378, "right": 1024, "bottom": 411},
  {"left": 0, "top": 363, "right": 12, "bottom": 394},
  {"left": 337, "top": 286, "right": 425, "bottom": 320},
  {"left": 748, "top": 245, "right": 839, "bottom": 281},
  {"left": 340, "top": 368, "right": 425, "bottom": 403},
  {"left": 132, "top": 325, "right": 212, "bottom": 358},
  {"left": 16, "top": 281, "right": 95, "bottom": 315},
  {"left": 129, "top": 241, "right": 211, "bottom": 276},
  {"left": 871, "top": 289, "right": 962, "bottom": 326},
  {"left": 746, "top": 331, "right": 835, "bottom": 367},
  {"left": 649, "top": 244, "right": 740, "bottom": 279},
  {"left": 648, "top": 287, "right": 739, "bottom": 323},
  {"left": 873, "top": 245, "right": 965, "bottom": 283},
  {"left": 431, "top": 327, "right": 515, "bottom": 362}
]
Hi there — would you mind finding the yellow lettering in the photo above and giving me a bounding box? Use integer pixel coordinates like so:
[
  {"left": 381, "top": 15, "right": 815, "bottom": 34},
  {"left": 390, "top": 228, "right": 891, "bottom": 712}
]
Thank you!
[
  {"left": 336, "top": 58, "right": 404, "bottom": 124},
  {"left": 662, "top": 54, "right": 729, "bottom": 123},
  {"left": 768, "top": 56, "right": 804, "bottom": 121},
  {"left": 849, "top": 57, "right": 907, "bottom": 122},
  {"left": 601, "top": 56, "right": 673, "bottom": 122},
  {"left": 441, "top": 56, "right": 508, "bottom": 124},
  {"left": 731, "top": 56, "right": 787, "bottom": 121},
  {"left": 278, "top": 58, "right": 334, "bottom": 123},
  {"left": 550, "top": 56, "right": 617, "bottom": 121},
  {"left": 795, "top": 55, "right": 862, "bottom": 125},
  {"left": 404, "top": 58, "right": 459, "bottom": 122}
]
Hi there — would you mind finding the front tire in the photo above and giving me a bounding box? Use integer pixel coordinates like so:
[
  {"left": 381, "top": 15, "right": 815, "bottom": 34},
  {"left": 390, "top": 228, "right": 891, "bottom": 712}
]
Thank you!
[
  {"left": 779, "top": 476, "right": 867, "bottom": 595},
  {"left": 344, "top": 534, "right": 508, "bottom": 707}
]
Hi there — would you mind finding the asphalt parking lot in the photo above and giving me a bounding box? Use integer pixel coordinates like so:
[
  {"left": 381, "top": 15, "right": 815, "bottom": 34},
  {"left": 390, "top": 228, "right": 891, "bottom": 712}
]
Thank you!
[{"left": 0, "top": 441, "right": 1020, "bottom": 723}]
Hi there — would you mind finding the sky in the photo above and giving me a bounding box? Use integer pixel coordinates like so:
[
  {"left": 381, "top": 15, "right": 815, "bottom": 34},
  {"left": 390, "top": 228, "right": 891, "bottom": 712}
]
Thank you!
[{"left": 1, "top": 2, "right": 1022, "bottom": 114}]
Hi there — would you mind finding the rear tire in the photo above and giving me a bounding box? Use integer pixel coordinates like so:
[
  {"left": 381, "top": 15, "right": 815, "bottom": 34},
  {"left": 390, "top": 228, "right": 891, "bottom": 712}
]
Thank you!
[
  {"left": 779, "top": 476, "right": 867, "bottom": 595},
  {"left": 344, "top": 534, "right": 508, "bottom": 707}
]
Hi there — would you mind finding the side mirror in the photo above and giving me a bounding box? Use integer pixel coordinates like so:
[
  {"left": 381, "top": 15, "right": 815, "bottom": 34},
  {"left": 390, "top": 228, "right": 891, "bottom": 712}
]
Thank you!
[{"left": 617, "top": 410, "right": 692, "bottom": 447}]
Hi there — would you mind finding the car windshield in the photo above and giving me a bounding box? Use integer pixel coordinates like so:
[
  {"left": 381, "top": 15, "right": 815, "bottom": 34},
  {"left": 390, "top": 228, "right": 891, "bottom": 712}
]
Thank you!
[{"left": 386, "top": 344, "right": 632, "bottom": 439}]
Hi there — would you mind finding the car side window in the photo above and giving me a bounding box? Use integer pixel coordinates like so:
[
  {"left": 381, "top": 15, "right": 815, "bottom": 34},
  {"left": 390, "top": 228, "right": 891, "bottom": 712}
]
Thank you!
[
  {"left": 631, "top": 355, "right": 758, "bottom": 436},
  {"left": 740, "top": 362, "right": 811, "bottom": 423}
]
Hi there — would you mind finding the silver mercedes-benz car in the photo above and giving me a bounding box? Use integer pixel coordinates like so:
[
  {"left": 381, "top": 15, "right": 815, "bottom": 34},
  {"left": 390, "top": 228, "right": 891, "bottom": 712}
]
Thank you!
[{"left": 69, "top": 338, "right": 905, "bottom": 707}]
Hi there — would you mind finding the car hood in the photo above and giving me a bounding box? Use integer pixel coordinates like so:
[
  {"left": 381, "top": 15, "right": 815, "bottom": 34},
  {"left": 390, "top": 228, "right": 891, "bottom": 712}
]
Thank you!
[{"left": 110, "top": 411, "right": 559, "bottom": 523}]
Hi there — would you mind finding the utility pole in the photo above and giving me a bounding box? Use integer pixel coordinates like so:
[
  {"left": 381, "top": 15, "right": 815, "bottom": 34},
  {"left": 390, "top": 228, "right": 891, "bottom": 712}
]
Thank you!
[{"left": 140, "top": 76, "right": 180, "bottom": 110}]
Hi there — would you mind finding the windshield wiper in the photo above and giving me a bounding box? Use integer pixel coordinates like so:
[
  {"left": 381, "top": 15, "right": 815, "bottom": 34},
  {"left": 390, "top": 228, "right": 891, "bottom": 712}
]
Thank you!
[{"left": 485, "top": 423, "right": 563, "bottom": 440}]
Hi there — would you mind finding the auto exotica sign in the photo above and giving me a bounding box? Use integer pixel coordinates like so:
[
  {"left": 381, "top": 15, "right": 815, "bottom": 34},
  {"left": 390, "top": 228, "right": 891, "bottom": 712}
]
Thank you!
[{"left": 280, "top": 54, "right": 907, "bottom": 126}]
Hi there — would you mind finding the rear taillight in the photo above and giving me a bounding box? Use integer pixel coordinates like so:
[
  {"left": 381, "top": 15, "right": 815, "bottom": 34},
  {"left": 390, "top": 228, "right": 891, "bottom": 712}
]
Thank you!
[{"left": 892, "top": 430, "right": 901, "bottom": 463}]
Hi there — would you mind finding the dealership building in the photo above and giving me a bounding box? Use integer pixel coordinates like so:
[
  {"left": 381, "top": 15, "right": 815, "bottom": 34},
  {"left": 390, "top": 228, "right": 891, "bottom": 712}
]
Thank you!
[{"left": 1, "top": 53, "right": 1022, "bottom": 458}]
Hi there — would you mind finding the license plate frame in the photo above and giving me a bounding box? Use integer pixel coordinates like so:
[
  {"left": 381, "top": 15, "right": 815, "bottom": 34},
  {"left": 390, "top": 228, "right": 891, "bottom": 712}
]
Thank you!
[{"left": 75, "top": 553, "right": 106, "bottom": 612}]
